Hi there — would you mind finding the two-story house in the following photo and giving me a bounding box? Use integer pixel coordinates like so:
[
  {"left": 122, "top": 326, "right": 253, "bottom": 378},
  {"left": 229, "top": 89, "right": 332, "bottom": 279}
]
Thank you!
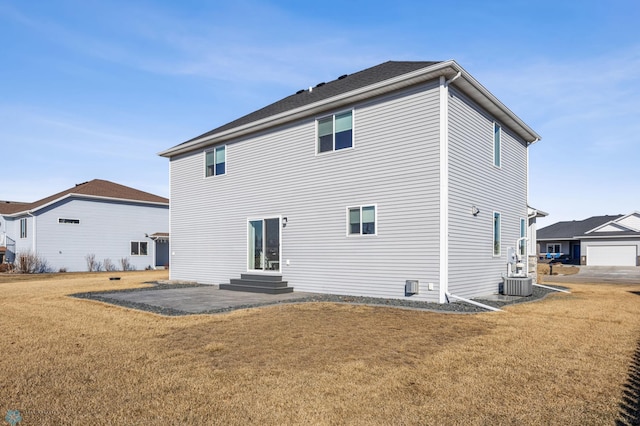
[
  {"left": 0, "top": 179, "right": 169, "bottom": 272},
  {"left": 159, "top": 60, "right": 541, "bottom": 302}
]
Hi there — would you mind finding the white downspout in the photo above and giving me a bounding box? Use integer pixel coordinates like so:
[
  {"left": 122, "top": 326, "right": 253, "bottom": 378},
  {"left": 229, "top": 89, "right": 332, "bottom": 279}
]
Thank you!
[
  {"left": 445, "top": 292, "right": 502, "bottom": 312},
  {"left": 27, "top": 211, "right": 36, "bottom": 253},
  {"left": 438, "top": 72, "right": 461, "bottom": 303}
]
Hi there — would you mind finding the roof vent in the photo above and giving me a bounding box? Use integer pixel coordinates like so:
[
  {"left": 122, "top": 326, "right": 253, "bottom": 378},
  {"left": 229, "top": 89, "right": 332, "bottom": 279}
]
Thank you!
[
  {"left": 338, "top": 74, "right": 348, "bottom": 80},
  {"left": 75, "top": 181, "right": 88, "bottom": 187},
  {"left": 315, "top": 82, "right": 325, "bottom": 88},
  {"left": 296, "top": 89, "right": 305, "bottom": 94}
]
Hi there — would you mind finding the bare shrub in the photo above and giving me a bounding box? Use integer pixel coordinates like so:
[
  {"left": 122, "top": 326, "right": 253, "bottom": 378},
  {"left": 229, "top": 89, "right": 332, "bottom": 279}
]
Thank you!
[
  {"left": 120, "top": 257, "right": 135, "bottom": 271},
  {"left": 59, "top": 267, "right": 67, "bottom": 273},
  {"left": 16, "top": 251, "right": 52, "bottom": 274},
  {"left": 103, "top": 258, "right": 117, "bottom": 272},
  {"left": 85, "top": 253, "right": 98, "bottom": 272}
]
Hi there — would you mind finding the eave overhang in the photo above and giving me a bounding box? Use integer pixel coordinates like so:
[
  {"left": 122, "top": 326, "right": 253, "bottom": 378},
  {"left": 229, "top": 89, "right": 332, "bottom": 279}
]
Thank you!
[{"left": 159, "top": 60, "right": 541, "bottom": 158}]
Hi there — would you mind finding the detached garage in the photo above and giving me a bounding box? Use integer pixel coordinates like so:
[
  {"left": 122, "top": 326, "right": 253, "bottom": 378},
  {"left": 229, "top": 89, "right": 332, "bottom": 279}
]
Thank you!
[{"left": 586, "top": 245, "right": 637, "bottom": 266}]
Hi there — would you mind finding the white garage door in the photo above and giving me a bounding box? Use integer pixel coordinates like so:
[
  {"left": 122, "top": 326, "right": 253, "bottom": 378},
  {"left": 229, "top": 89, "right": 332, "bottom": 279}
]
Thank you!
[{"left": 587, "top": 245, "right": 637, "bottom": 266}]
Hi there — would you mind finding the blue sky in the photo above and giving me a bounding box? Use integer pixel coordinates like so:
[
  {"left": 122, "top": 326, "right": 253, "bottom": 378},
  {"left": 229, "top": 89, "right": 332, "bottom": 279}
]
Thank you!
[{"left": 1, "top": 0, "right": 638, "bottom": 227}]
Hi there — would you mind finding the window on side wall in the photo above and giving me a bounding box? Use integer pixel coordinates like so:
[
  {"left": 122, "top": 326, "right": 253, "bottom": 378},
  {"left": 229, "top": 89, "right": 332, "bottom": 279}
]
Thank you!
[
  {"left": 519, "top": 218, "right": 526, "bottom": 256},
  {"left": 20, "top": 218, "right": 27, "bottom": 239},
  {"left": 318, "top": 110, "right": 353, "bottom": 153},
  {"left": 205, "top": 145, "right": 226, "bottom": 177},
  {"left": 493, "top": 122, "right": 501, "bottom": 168},
  {"left": 131, "top": 241, "right": 148, "bottom": 256},
  {"left": 348, "top": 205, "right": 376, "bottom": 235},
  {"left": 493, "top": 212, "right": 501, "bottom": 256}
]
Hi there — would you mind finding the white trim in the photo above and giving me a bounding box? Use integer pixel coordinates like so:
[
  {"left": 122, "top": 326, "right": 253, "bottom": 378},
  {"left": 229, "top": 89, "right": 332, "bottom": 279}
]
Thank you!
[
  {"left": 585, "top": 212, "right": 640, "bottom": 234},
  {"left": 130, "top": 240, "right": 149, "bottom": 256},
  {"left": 159, "top": 60, "right": 541, "bottom": 158},
  {"left": 493, "top": 211, "right": 501, "bottom": 257},
  {"left": 439, "top": 76, "right": 449, "bottom": 303},
  {"left": 345, "top": 204, "right": 378, "bottom": 237},
  {"left": 58, "top": 218, "right": 80, "bottom": 225},
  {"left": 546, "top": 243, "right": 561, "bottom": 254},
  {"left": 246, "top": 215, "right": 282, "bottom": 274},
  {"left": 493, "top": 122, "right": 502, "bottom": 169},
  {"left": 4, "top": 193, "right": 168, "bottom": 217},
  {"left": 315, "top": 108, "right": 355, "bottom": 155},
  {"left": 204, "top": 145, "right": 227, "bottom": 178}
]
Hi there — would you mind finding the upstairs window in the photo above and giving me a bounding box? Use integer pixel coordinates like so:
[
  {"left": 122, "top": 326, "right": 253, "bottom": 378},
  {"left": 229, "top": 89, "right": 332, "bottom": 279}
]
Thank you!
[
  {"left": 20, "top": 218, "right": 27, "bottom": 239},
  {"left": 493, "top": 122, "right": 501, "bottom": 168},
  {"left": 205, "top": 146, "right": 226, "bottom": 177},
  {"left": 348, "top": 205, "right": 376, "bottom": 235},
  {"left": 318, "top": 111, "right": 353, "bottom": 153}
]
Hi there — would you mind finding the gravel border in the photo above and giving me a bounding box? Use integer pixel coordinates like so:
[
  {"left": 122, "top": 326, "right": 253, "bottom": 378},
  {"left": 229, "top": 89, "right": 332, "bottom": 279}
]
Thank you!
[{"left": 71, "top": 281, "right": 569, "bottom": 316}]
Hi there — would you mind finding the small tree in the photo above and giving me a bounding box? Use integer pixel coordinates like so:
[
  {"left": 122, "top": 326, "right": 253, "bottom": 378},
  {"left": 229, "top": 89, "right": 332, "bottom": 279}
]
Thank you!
[{"left": 120, "top": 257, "right": 134, "bottom": 271}]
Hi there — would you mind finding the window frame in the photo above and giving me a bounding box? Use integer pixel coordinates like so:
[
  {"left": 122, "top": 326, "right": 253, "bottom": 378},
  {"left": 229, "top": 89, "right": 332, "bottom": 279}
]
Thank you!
[
  {"left": 58, "top": 218, "right": 80, "bottom": 225},
  {"left": 493, "top": 211, "right": 501, "bottom": 256},
  {"left": 316, "top": 109, "right": 354, "bottom": 154},
  {"left": 493, "top": 122, "right": 502, "bottom": 168},
  {"left": 20, "top": 218, "right": 27, "bottom": 239},
  {"left": 519, "top": 217, "right": 526, "bottom": 256},
  {"left": 130, "top": 241, "right": 149, "bottom": 256},
  {"left": 204, "top": 145, "right": 227, "bottom": 178},
  {"left": 547, "top": 243, "right": 561, "bottom": 254},
  {"left": 346, "top": 204, "right": 377, "bottom": 236}
]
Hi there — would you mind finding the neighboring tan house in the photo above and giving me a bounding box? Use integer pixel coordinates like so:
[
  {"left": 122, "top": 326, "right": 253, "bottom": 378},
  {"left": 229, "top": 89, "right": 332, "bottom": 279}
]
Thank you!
[
  {"left": 537, "top": 212, "right": 640, "bottom": 266},
  {"left": 0, "top": 179, "right": 169, "bottom": 271},
  {"left": 159, "top": 60, "right": 541, "bottom": 302}
]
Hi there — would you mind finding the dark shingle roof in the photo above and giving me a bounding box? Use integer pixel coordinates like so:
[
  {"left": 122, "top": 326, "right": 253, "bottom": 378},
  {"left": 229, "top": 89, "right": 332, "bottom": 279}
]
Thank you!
[
  {"left": 181, "top": 61, "right": 441, "bottom": 145},
  {"left": 1, "top": 179, "right": 168, "bottom": 216},
  {"left": 537, "top": 215, "right": 624, "bottom": 240}
]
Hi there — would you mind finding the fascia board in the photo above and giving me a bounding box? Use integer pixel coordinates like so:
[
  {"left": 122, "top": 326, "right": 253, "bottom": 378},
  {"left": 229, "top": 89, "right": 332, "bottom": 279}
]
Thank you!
[
  {"left": 4, "top": 194, "right": 168, "bottom": 217},
  {"left": 159, "top": 60, "right": 541, "bottom": 158},
  {"left": 585, "top": 221, "right": 636, "bottom": 234}
]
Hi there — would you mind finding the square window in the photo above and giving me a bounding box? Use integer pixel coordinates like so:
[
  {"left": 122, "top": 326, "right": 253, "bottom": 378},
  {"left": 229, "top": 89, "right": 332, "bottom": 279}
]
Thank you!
[
  {"left": 317, "top": 111, "right": 353, "bottom": 153},
  {"left": 348, "top": 205, "right": 376, "bottom": 235}
]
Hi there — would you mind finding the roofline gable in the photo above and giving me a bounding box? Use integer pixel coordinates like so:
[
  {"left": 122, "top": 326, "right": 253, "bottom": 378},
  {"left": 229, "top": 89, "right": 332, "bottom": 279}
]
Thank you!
[
  {"left": 585, "top": 211, "right": 640, "bottom": 234},
  {"left": 2, "top": 193, "right": 168, "bottom": 218},
  {"left": 159, "top": 60, "right": 541, "bottom": 158}
]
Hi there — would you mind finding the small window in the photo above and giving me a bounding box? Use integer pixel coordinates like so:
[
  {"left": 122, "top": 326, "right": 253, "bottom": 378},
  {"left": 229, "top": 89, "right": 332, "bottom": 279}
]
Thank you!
[
  {"left": 131, "top": 241, "right": 148, "bottom": 256},
  {"left": 348, "top": 205, "right": 376, "bottom": 235},
  {"left": 59, "top": 218, "right": 80, "bottom": 224},
  {"left": 20, "top": 218, "right": 27, "bottom": 239},
  {"left": 547, "top": 244, "right": 561, "bottom": 254},
  {"left": 318, "top": 111, "right": 353, "bottom": 153},
  {"left": 205, "top": 145, "right": 226, "bottom": 177},
  {"left": 493, "top": 212, "right": 501, "bottom": 256},
  {"left": 519, "top": 218, "right": 526, "bottom": 256},
  {"left": 493, "top": 122, "right": 501, "bottom": 168}
]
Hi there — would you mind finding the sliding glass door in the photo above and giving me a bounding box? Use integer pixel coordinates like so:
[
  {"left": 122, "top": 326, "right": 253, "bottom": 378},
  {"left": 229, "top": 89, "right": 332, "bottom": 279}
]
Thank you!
[{"left": 248, "top": 217, "right": 280, "bottom": 272}]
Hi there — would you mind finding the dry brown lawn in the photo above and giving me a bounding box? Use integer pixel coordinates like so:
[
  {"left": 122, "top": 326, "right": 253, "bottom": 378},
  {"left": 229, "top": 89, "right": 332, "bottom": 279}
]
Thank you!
[{"left": 1, "top": 271, "right": 639, "bottom": 425}]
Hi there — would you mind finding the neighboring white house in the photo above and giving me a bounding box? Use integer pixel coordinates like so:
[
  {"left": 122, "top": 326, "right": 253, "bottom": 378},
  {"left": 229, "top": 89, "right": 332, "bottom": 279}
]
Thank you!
[
  {"left": 0, "top": 179, "right": 169, "bottom": 272},
  {"left": 537, "top": 212, "right": 640, "bottom": 266},
  {"left": 159, "top": 60, "right": 541, "bottom": 302}
]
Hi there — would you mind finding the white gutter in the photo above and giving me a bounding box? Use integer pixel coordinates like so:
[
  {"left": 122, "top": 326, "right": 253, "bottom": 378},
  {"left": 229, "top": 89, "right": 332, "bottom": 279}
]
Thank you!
[
  {"left": 445, "top": 292, "right": 503, "bottom": 312},
  {"left": 4, "top": 194, "right": 169, "bottom": 218},
  {"left": 159, "top": 60, "right": 541, "bottom": 158}
]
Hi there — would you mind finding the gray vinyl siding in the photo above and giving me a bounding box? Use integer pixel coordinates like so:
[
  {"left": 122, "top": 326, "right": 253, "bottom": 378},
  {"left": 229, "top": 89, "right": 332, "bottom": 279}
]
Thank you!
[
  {"left": 447, "top": 87, "right": 528, "bottom": 298},
  {"left": 29, "top": 198, "right": 168, "bottom": 272},
  {"left": 170, "top": 81, "right": 443, "bottom": 300}
]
